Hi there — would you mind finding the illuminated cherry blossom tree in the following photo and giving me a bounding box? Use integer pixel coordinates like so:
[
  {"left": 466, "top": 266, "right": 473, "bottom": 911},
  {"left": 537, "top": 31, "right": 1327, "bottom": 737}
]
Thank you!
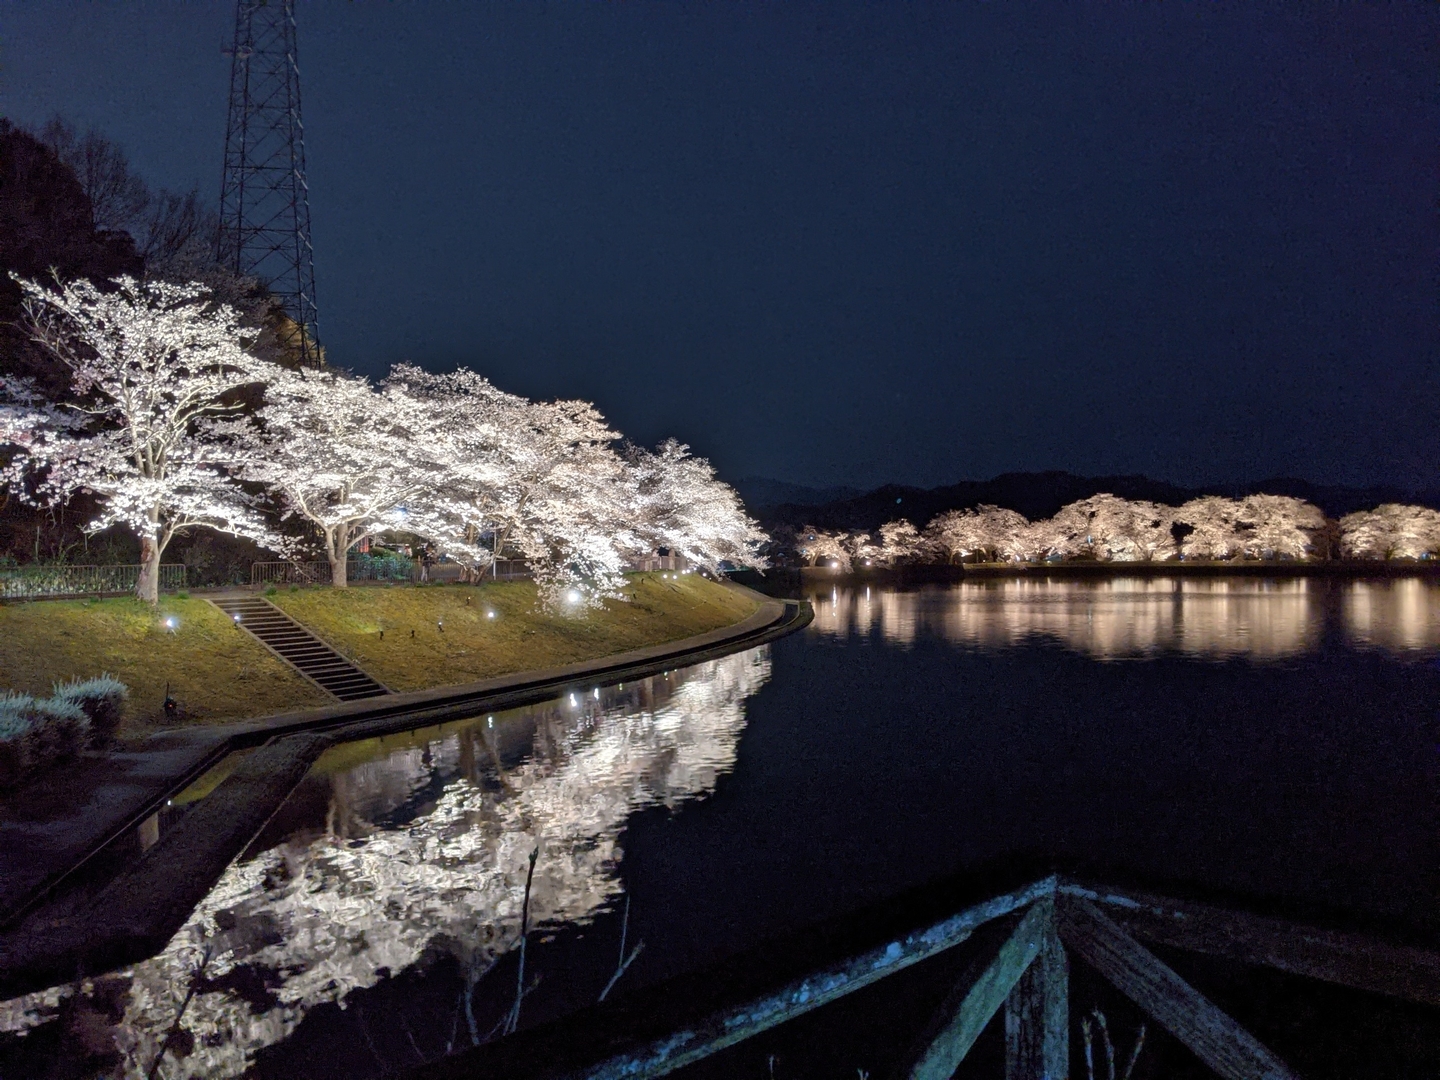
[
  {"left": 1173, "top": 496, "right": 1244, "bottom": 560},
  {"left": 623, "top": 439, "right": 768, "bottom": 573},
  {"left": 877, "top": 518, "right": 925, "bottom": 565},
  {"left": 6, "top": 275, "right": 279, "bottom": 602},
  {"left": 795, "top": 527, "right": 851, "bottom": 571},
  {"left": 382, "top": 374, "right": 634, "bottom": 608},
  {"left": 1173, "top": 495, "right": 1324, "bottom": 561},
  {"left": 1026, "top": 495, "right": 1171, "bottom": 562},
  {"left": 1340, "top": 504, "right": 1440, "bottom": 560},
  {"left": 232, "top": 368, "right": 443, "bottom": 586},
  {"left": 1233, "top": 494, "right": 1324, "bottom": 559},
  {"left": 384, "top": 370, "right": 770, "bottom": 608},
  {"left": 844, "top": 529, "right": 884, "bottom": 568},
  {"left": 488, "top": 398, "right": 633, "bottom": 608},
  {"left": 381, "top": 364, "right": 530, "bottom": 578},
  {"left": 925, "top": 505, "right": 1032, "bottom": 563}
]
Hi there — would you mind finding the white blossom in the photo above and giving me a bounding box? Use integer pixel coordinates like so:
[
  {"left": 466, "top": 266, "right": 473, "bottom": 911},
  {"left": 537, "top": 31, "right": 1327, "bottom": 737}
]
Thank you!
[
  {"left": 623, "top": 440, "right": 768, "bottom": 574},
  {"left": 794, "top": 527, "right": 851, "bottom": 571},
  {"left": 1340, "top": 504, "right": 1440, "bottom": 560},
  {"left": 925, "top": 505, "right": 1031, "bottom": 563},
  {"left": 1027, "top": 495, "right": 1173, "bottom": 562},
  {"left": 229, "top": 368, "right": 446, "bottom": 586},
  {"left": 1232, "top": 494, "right": 1324, "bottom": 559},
  {"left": 877, "top": 519, "right": 925, "bottom": 565},
  {"left": 6, "top": 275, "right": 281, "bottom": 601}
]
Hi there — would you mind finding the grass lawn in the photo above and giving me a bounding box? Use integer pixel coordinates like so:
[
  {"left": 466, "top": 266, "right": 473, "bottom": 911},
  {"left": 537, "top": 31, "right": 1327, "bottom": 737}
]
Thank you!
[
  {"left": 0, "top": 596, "right": 328, "bottom": 737},
  {"left": 269, "top": 572, "right": 760, "bottom": 692}
]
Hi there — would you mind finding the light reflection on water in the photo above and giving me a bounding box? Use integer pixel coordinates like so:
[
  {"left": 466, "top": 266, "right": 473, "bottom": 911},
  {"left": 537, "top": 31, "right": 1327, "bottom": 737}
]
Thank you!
[
  {"left": 810, "top": 577, "right": 1440, "bottom": 659},
  {"left": 0, "top": 648, "right": 772, "bottom": 1079},
  {"left": 6, "top": 576, "right": 1440, "bottom": 1076}
]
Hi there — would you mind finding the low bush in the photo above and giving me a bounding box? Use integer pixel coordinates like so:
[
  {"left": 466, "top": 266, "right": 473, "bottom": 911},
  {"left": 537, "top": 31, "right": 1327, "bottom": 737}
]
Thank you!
[
  {"left": 29, "top": 697, "right": 89, "bottom": 760},
  {"left": 0, "top": 695, "right": 35, "bottom": 788},
  {"left": 0, "top": 677, "right": 127, "bottom": 791},
  {"left": 52, "top": 674, "right": 128, "bottom": 747}
]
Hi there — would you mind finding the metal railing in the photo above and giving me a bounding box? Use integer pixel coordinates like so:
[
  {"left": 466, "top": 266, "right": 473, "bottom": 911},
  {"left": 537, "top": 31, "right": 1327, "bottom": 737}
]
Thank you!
[
  {"left": 631, "top": 555, "right": 689, "bottom": 573},
  {"left": 251, "top": 559, "right": 422, "bottom": 586},
  {"left": 251, "top": 561, "right": 330, "bottom": 586},
  {"left": 251, "top": 557, "right": 532, "bottom": 587},
  {"left": 0, "top": 564, "right": 186, "bottom": 599},
  {"left": 488, "top": 558, "right": 530, "bottom": 581}
]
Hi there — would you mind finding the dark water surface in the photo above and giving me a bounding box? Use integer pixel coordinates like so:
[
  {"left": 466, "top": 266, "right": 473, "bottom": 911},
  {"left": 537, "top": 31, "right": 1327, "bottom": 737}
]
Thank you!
[{"left": 3, "top": 576, "right": 1438, "bottom": 1078}]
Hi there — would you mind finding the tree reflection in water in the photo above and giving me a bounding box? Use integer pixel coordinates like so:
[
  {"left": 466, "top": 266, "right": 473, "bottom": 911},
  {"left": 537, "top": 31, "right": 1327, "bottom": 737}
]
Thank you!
[
  {"left": 810, "top": 577, "right": 1440, "bottom": 659},
  {"left": 0, "top": 647, "right": 771, "bottom": 1079}
]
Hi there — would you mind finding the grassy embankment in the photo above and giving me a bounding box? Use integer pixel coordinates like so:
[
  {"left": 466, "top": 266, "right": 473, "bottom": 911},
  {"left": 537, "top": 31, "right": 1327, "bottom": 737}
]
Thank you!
[
  {"left": 269, "top": 572, "right": 758, "bottom": 692},
  {"left": 0, "top": 597, "right": 328, "bottom": 735},
  {"left": 0, "top": 574, "right": 759, "bottom": 737}
]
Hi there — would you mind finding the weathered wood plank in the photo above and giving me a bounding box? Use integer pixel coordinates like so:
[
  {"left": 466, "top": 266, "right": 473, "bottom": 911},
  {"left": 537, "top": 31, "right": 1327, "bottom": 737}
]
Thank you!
[
  {"left": 1005, "top": 917, "right": 1068, "bottom": 1080},
  {"left": 904, "top": 898, "right": 1055, "bottom": 1080},
  {"left": 1058, "top": 897, "right": 1298, "bottom": 1080},
  {"left": 1061, "top": 881, "right": 1440, "bottom": 1008},
  {"left": 573, "top": 877, "right": 1059, "bottom": 1080}
]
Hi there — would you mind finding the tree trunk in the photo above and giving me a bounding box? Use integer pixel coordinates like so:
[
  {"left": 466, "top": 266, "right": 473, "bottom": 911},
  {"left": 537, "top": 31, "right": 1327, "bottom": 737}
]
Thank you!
[
  {"left": 491, "top": 526, "right": 512, "bottom": 578},
  {"left": 137, "top": 536, "right": 161, "bottom": 604},
  {"left": 328, "top": 529, "right": 349, "bottom": 587}
]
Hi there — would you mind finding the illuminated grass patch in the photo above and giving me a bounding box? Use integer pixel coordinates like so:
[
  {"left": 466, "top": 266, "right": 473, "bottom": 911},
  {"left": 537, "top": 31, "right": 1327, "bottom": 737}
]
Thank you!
[
  {"left": 270, "top": 573, "right": 758, "bottom": 692},
  {"left": 0, "top": 598, "right": 327, "bottom": 736}
]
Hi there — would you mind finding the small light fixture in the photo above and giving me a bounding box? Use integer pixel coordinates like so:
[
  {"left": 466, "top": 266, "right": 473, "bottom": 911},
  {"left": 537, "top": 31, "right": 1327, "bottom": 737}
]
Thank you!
[
  {"left": 487, "top": 610, "right": 496, "bottom": 619},
  {"left": 569, "top": 693, "right": 577, "bottom": 706},
  {"left": 164, "top": 616, "right": 178, "bottom": 633},
  {"left": 592, "top": 687, "right": 600, "bottom": 699},
  {"left": 567, "top": 589, "right": 581, "bottom": 603}
]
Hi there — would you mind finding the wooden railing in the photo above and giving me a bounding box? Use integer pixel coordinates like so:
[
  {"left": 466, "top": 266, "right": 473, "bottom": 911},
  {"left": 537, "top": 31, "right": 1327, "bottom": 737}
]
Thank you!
[{"left": 422, "top": 873, "right": 1440, "bottom": 1079}]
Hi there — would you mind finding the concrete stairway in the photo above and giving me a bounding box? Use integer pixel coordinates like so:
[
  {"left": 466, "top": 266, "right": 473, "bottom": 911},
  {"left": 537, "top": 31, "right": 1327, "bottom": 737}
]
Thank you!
[{"left": 210, "top": 596, "right": 390, "bottom": 701}]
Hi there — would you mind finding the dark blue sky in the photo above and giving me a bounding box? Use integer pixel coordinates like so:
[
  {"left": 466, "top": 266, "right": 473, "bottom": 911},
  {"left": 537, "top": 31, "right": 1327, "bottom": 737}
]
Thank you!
[{"left": 5, "top": 3, "right": 1436, "bottom": 490}]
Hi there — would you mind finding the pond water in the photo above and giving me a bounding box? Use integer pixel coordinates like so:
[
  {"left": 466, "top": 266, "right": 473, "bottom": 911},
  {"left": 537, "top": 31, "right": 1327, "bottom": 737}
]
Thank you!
[{"left": 4, "top": 576, "right": 1439, "bottom": 1078}]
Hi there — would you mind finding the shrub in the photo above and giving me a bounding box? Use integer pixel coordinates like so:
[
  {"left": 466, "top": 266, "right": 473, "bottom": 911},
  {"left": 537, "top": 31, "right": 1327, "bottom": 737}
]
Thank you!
[
  {"left": 0, "top": 677, "right": 127, "bottom": 790},
  {"left": 0, "top": 694, "right": 37, "bottom": 788},
  {"left": 52, "top": 675, "right": 128, "bottom": 747},
  {"left": 29, "top": 698, "right": 90, "bottom": 761}
]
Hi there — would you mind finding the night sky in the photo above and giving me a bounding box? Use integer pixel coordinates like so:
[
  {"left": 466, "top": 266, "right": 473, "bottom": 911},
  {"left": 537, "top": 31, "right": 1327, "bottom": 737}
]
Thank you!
[{"left": 5, "top": 3, "right": 1436, "bottom": 491}]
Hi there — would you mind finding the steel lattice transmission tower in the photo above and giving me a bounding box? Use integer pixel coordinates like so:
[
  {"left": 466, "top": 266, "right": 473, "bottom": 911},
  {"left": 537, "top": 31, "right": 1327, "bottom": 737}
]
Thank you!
[{"left": 216, "top": 0, "right": 322, "bottom": 366}]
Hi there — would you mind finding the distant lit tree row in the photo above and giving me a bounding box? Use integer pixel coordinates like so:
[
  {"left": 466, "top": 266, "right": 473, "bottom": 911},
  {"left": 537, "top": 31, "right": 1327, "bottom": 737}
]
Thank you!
[
  {"left": 0, "top": 275, "right": 767, "bottom": 604},
  {"left": 795, "top": 493, "right": 1440, "bottom": 568}
]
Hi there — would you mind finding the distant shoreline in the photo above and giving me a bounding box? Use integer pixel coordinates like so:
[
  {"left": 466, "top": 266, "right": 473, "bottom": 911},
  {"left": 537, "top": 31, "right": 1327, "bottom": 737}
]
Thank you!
[
  {"left": 734, "top": 562, "right": 1440, "bottom": 594},
  {"left": 953, "top": 560, "right": 1440, "bottom": 578}
]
